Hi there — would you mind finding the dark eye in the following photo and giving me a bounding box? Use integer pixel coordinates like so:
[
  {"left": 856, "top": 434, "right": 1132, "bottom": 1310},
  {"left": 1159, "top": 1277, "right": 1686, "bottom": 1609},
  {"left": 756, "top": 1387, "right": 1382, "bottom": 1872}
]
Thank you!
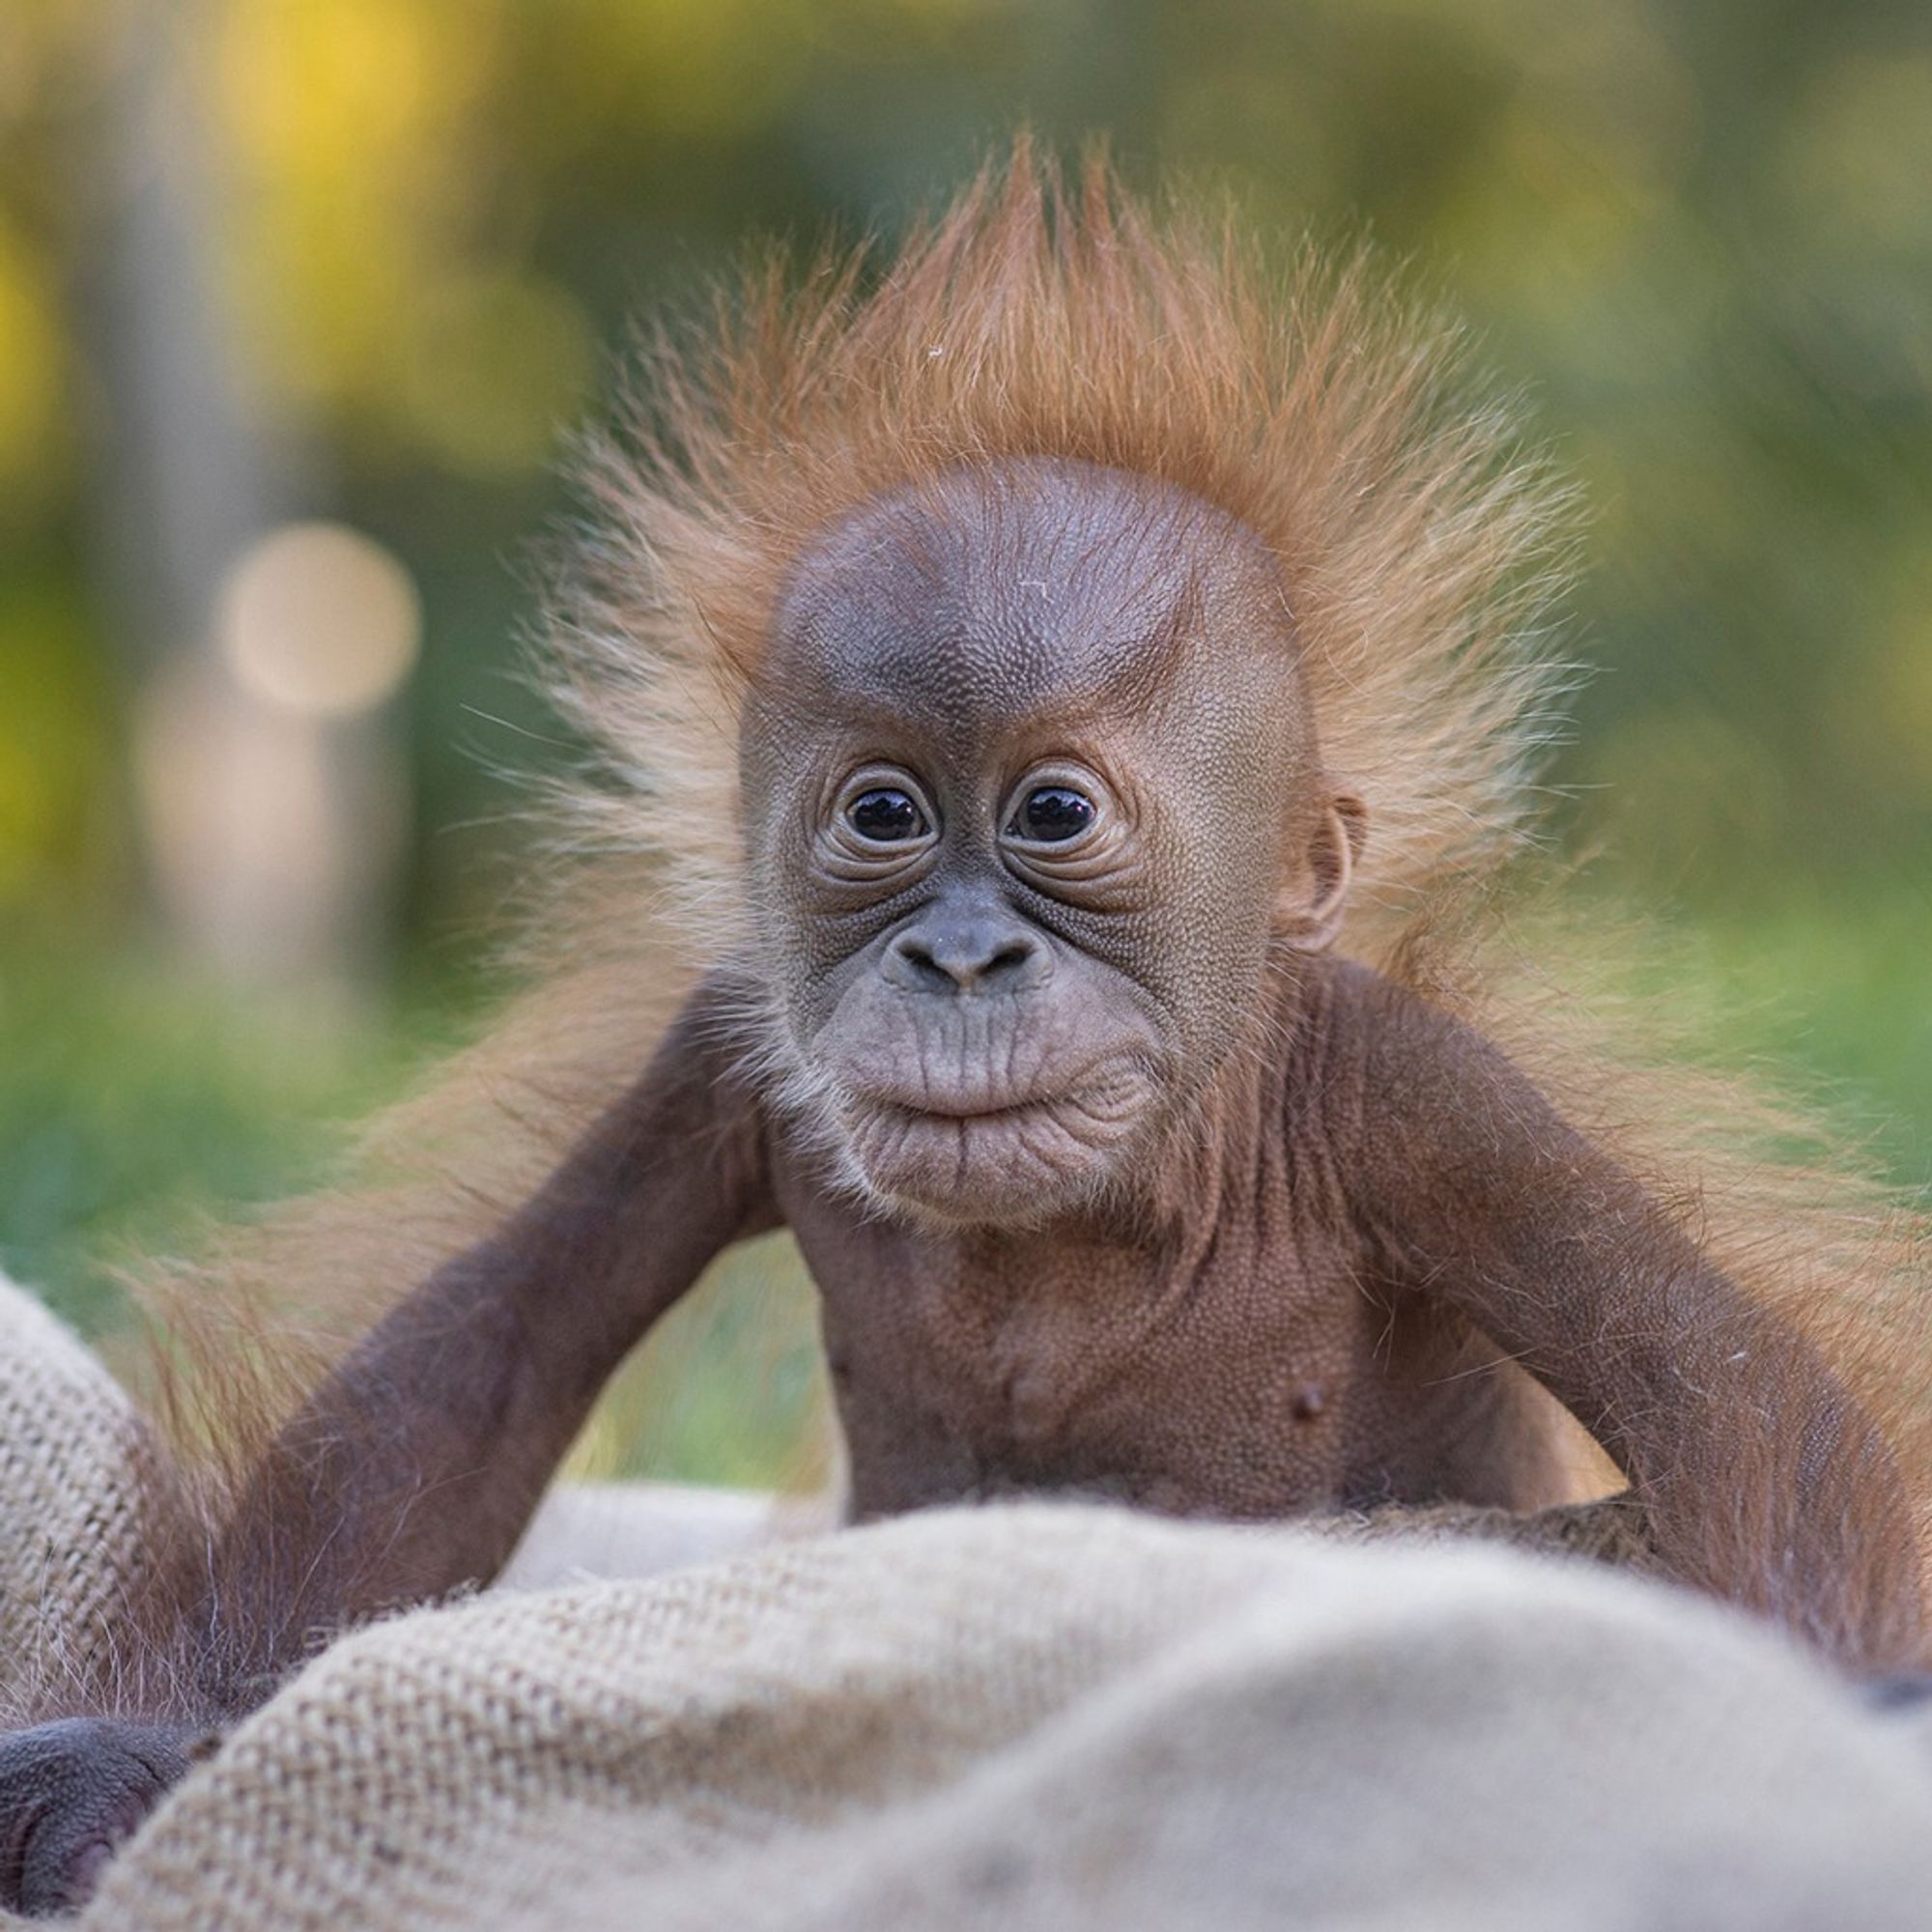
[
  {"left": 1010, "top": 785, "right": 1095, "bottom": 843},
  {"left": 847, "top": 787, "right": 928, "bottom": 843}
]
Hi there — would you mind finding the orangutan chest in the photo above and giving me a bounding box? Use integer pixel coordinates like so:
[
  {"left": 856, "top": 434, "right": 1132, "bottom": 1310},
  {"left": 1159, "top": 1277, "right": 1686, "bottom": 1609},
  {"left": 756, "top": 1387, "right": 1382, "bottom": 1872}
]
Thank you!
[{"left": 798, "top": 1213, "right": 1392, "bottom": 1517}]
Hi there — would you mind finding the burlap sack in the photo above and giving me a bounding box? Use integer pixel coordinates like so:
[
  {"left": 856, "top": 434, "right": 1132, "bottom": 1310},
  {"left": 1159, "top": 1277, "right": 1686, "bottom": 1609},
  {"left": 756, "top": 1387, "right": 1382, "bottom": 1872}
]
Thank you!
[
  {"left": 2, "top": 1269, "right": 1929, "bottom": 1931},
  {"left": 0, "top": 1283, "right": 163, "bottom": 1718}
]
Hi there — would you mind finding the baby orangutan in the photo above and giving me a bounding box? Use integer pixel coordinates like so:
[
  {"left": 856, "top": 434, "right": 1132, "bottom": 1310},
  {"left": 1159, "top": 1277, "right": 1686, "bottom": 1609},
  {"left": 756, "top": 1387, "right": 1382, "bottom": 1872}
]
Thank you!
[{"left": 3, "top": 152, "right": 1929, "bottom": 1913}]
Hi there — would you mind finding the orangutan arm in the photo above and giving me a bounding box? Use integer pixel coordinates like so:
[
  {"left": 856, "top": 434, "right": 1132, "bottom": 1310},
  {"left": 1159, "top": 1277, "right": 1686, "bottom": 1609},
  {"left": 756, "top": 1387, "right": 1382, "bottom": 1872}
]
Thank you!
[
  {"left": 1340, "top": 966, "right": 1927, "bottom": 1674},
  {"left": 0, "top": 974, "right": 775, "bottom": 1914}
]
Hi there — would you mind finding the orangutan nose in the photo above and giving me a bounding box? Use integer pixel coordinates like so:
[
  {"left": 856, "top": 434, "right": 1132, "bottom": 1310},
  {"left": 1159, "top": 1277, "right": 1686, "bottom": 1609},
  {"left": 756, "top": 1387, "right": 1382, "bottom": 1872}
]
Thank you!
[{"left": 885, "top": 907, "right": 1050, "bottom": 995}]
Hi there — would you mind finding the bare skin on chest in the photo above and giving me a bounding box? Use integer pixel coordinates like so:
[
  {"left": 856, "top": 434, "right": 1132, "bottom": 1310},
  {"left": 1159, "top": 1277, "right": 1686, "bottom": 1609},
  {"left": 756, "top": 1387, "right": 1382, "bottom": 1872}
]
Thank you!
[
  {"left": 745, "top": 465, "right": 1581, "bottom": 1523},
  {"left": 780, "top": 964, "right": 1578, "bottom": 1525}
]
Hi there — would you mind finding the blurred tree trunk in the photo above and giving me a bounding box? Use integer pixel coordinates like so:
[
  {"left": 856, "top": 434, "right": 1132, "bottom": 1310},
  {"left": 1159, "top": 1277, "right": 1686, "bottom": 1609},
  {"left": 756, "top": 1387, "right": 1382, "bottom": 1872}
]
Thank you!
[{"left": 82, "top": 0, "right": 408, "bottom": 1001}]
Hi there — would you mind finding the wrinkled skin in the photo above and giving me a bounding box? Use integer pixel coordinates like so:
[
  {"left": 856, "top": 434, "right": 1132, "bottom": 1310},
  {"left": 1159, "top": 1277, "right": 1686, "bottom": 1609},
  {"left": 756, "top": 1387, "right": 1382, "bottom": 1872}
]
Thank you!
[
  {"left": 743, "top": 463, "right": 1350, "bottom": 1226},
  {"left": 1, "top": 461, "right": 1920, "bottom": 1912}
]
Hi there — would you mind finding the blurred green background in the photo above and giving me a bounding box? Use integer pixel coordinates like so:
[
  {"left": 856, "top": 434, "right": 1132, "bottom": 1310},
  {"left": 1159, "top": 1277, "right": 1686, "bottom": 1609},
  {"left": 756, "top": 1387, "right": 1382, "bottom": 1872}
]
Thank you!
[{"left": 1, "top": 0, "right": 1928, "bottom": 1478}]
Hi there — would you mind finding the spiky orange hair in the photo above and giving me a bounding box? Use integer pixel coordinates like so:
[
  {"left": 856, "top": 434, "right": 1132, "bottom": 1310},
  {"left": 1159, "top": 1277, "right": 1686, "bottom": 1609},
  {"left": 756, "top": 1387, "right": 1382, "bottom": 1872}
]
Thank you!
[
  {"left": 549, "top": 139, "right": 1571, "bottom": 969},
  {"left": 88, "top": 145, "right": 1932, "bottom": 1670}
]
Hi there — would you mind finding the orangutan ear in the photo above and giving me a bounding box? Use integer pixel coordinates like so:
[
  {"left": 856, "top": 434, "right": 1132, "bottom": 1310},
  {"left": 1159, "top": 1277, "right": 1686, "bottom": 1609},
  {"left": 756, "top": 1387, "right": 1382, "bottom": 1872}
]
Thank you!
[{"left": 1278, "top": 793, "right": 1367, "bottom": 952}]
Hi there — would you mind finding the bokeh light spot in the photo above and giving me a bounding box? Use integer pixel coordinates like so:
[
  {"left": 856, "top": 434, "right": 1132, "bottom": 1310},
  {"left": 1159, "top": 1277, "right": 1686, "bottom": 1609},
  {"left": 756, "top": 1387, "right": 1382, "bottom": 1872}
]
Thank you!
[{"left": 217, "top": 523, "right": 422, "bottom": 721}]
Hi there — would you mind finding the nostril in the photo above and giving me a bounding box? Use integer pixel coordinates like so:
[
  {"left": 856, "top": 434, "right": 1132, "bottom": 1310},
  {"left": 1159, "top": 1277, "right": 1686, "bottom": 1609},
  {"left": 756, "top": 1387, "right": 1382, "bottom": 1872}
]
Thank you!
[
  {"left": 888, "top": 928, "right": 1043, "bottom": 992},
  {"left": 894, "top": 939, "right": 956, "bottom": 990}
]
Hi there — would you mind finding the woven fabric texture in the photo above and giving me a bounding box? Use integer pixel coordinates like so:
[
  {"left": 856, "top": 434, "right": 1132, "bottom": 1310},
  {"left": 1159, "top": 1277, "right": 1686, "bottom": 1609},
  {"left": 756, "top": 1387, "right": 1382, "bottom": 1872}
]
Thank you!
[{"left": 1, "top": 1269, "right": 1928, "bottom": 1931}]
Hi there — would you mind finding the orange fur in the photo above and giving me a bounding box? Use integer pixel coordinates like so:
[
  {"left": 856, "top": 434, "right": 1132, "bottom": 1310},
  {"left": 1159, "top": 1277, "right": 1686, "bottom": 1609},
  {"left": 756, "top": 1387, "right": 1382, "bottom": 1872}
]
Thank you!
[
  {"left": 105, "top": 139, "right": 1932, "bottom": 1665},
  {"left": 552, "top": 136, "right": 1570, "bottom": 958}
]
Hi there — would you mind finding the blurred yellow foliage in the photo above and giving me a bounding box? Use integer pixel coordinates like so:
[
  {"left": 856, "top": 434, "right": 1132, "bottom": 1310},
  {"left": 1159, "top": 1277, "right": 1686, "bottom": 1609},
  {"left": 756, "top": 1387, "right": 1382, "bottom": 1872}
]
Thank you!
[
  {"left": 213, "top": 0, "right": 501, "bottom": 416},
  {"left": 0, "top": 217, "right": 69, "bottom": 504}
]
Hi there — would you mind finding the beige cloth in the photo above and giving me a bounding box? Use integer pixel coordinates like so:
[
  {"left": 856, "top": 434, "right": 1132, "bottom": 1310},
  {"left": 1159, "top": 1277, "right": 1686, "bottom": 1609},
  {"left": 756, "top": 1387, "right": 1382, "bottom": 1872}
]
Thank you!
[
  {"left": 0, "top": 1285, "right": 160, "bottom": 1711},
  {"left": 498, "top": 1476, "right": 785, "bottom": 1590},
  {"left": 1, "top": 1273, "right": 1930, "bottom": 1930}
]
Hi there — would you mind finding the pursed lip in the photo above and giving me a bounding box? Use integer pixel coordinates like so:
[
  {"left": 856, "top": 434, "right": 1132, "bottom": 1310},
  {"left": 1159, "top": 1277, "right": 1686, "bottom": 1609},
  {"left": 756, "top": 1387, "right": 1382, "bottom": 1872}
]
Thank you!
[
  {"left": 843, "top": 1050, "right": 1155, "bottom": 1124},
  {"left": 864, "top": 1094, "right": 1064, "bottom": 1124}
]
